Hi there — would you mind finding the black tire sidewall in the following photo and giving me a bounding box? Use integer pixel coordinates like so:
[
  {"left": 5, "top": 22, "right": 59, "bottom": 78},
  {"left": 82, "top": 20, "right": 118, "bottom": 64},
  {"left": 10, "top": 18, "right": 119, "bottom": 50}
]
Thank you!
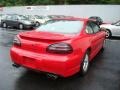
[
  {"left": 19, "top": 24, "right": 24, "bottom": 30},
  {"left": 80, "top": 51, "right": 90, "bottom": 76}
]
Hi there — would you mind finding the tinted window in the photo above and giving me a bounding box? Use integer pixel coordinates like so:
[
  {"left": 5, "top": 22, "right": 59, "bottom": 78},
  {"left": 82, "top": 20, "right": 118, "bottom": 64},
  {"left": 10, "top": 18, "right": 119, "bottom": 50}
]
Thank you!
[
  {"left": 97, "top": 17, "right": 103, "bottom": 22},
  {"left": 112, "top": 20, "right": 120, "bottom": 25},
  {"left": 12, "top": 16, "right": 18, "bottom": 20},
  {"left": 36, "top": 20, "right": 84, "bottom": 34},
  {"left": 6, "top": 15, "right": 12, "bottom": 20},
  {"left": 86, "top": 23, "right": 94, "bottom": 34},
  {"left": 115, "top": 21, "right": 120, "bottom": 26},
  {"left": 90, "top": 22, "right": 100, "bottom": 33},
  {"left": 35, "top": 15, "right": 44, "bottom": 19},
  {"left": 18, "top": 15, "right": 28, "bottom": 20}
]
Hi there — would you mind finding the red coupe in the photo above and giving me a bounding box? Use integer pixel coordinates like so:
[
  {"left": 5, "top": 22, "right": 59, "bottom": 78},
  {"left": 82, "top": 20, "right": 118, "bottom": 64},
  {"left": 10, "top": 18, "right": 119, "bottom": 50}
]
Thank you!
[{"left": 10, "top": 18, "right": 106, "bottom": 78}]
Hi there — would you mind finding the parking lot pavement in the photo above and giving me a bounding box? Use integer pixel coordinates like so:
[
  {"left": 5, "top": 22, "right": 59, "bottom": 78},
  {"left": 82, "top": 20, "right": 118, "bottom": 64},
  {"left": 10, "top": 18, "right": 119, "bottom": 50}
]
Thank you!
[{"left": 0, "top": 27, "right": 120, "bottom": 90}]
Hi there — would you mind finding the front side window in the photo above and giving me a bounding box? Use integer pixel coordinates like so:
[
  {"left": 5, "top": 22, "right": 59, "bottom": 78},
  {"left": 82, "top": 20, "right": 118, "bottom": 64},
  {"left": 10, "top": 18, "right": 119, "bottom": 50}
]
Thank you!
[
  {"left": 36, "top": 20, "right": 84, "bottom": 34},
  {"left": 86, "top": 22, "right": 94, "bottom": 34},
  {"left": 35, "top": 15, "right": 44, "bottom": 19},
  {"left": 12, "top": 16, "right": 18, "bottom": 20},
  {"left": 6, "top": 15, "right": 12, "bottom": 20}
]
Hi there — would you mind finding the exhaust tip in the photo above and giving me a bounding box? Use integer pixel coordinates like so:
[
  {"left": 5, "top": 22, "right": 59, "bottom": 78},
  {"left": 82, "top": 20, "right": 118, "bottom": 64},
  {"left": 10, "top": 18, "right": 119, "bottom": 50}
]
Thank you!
[
  {"left": 46, "top": 73, "right": 58, "bottom": 80},
  {"left": 12, "top": 63, "right": 20, "bottom": 68}
]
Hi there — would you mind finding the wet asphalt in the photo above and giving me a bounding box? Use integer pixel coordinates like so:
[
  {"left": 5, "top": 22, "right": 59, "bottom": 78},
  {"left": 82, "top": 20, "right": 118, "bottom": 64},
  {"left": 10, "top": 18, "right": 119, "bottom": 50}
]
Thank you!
[{"left": 0, "top": 27, "right": 120, "bottom": 90}]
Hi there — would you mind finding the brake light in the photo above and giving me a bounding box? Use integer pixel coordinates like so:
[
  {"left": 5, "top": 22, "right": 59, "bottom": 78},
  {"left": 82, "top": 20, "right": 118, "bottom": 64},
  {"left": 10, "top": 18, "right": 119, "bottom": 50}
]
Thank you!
[
  {"left": 47, "top": 43, "right": 73, "bottom": 54},
  {"left": 13, "top": 36, "right": 21, "bottom": 46}
]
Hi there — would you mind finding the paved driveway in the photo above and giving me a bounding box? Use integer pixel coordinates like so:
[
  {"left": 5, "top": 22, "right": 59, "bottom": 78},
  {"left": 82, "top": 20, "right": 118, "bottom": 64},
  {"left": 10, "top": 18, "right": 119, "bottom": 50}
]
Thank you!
[{"left": 0, "top": 28, "right": 120, "bottom": 90}]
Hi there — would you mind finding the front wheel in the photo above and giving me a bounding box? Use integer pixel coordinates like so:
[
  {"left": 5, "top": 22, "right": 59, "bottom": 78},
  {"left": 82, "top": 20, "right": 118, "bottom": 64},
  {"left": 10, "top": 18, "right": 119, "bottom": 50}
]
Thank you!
[
  {"left": 105, "top": 29, "right": 111, "bottom": 38},
  {"left": 36, "top": 22, "right": 40, "bottom": 27},
  {"left": 80, "top": 51, "right": 89, "bottom": 76},
  {"left": 19, "top": 24, "right": 24, "bottom": 30}
]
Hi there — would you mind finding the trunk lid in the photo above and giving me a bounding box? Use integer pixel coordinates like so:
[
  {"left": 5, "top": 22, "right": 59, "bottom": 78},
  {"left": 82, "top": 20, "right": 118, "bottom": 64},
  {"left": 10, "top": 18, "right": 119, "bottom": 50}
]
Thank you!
[
  {"left": 19, "top": 31, "right": 73, "bottom": 41},
  {"left": 18, "top": 31, "right": 74, "bottom": 54}
]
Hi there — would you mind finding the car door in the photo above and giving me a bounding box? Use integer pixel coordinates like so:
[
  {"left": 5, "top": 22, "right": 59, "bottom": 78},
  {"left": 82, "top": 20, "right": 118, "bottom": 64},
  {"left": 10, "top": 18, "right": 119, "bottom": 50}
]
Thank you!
[
  {"left": 5, "top": 15, "right": 13, "bottom": 26},
  {"left": 86, "top": 22, "right": 105, "bottom": 60},
  {"left": 90, "top": 22, "right": 105, "bottom": 55},
  {"left": 85, "top": 21, "right": 97, "bottom": 60},
  {"left": 11, "top": 15, "right": 19, "bottom": 27}
]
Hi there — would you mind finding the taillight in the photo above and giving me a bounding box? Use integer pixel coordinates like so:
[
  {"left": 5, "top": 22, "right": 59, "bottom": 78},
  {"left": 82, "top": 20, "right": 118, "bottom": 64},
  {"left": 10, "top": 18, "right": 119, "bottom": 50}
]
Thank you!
[
  {"left": 13, "top": 36, "right": 21, "bottom": 46},
  {"left": 46, "top": 43, "right": 73, "bottom": 54}
]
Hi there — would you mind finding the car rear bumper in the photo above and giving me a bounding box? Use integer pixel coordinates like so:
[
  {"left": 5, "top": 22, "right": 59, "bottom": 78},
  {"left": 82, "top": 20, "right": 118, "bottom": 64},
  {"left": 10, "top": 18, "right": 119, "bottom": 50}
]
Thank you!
[{"left": 10, "top": 47, "right": 81, "bottom": 77}]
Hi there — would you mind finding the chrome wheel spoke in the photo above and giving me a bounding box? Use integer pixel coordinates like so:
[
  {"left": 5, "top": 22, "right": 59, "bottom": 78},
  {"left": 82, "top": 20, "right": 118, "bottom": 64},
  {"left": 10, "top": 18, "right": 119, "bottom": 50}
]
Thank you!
[{"left": 83, "top": 54, "right": 89, "bottom": 72}]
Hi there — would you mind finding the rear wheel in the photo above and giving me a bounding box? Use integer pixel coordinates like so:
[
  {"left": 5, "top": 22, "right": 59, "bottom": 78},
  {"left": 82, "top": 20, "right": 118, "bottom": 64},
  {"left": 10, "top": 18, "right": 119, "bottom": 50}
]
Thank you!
[
  {"left": 19, "top": 24, "right": 24, "bottom": 30},
  {"left": 101, "top": 39, "right": 106, "bottom": 51},
  {"left": 2, "top": 22, "right": 7, "bottom": 28},
  {"left": 80, "top": 51, "right": 89, "bottom": 76},
  {"left": 36, "top": 22, "right": 40, "bottom": 27}
]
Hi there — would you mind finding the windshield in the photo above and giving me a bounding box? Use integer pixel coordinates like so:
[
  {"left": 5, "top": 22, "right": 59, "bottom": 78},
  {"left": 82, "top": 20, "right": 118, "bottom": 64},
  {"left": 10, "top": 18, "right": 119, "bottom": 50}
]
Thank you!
[
  {"left": 36, "top": 20, "right": 84, "bottom": 34},
  {"left": 19, "top": 15, "right": 29, "bottom": 20},
  {"left": 112, "top": 20, "right": 120, "bottom": 25},
  {"left": 35, "top": 15, "right": 44, "bottom": 19}
]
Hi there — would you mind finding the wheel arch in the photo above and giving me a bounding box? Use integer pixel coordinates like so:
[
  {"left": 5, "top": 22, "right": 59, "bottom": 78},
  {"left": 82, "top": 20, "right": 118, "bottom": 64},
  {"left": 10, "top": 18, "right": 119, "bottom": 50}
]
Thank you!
[
  {"left": 18, "top": 23, "right": 24, "bottom": 29},
  {"left": 85, "top": 46, "right": 92, "bottom": 60},
  {"left": 2, "top": 22, "right": 7, "bottom": 27},
  {"left": 80, "top": 46, "right": 91, "bottom": 64},
  {"left": 105, "top": 28, "right": 112, "bottom": 37}
]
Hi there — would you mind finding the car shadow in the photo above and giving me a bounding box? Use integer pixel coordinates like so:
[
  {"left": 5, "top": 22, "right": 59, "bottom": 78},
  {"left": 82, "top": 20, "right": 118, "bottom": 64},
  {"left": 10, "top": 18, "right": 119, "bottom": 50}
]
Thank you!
[
  {"left": 12, "top": 37, "right": 120, "bottom": 90},
  {"left": 14, "top": 50, "right": 106, "bottom": 90},
  {"left": 14, "top": 69, "right": 84, "bottom": 90},
  {"left": 109, "top": 36, "right": 120, "bottom": 40}
]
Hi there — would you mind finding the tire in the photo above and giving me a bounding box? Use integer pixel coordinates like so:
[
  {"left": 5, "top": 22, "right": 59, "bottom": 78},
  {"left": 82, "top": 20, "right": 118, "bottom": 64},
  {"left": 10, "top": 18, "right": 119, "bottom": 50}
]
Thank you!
[
  {"left": 2, "top": 22, "right": 7, "bottom": 28},
  {"left": 19, "top": 24, "right": 24, "bottom": 30},
  {"left": 101, "top": 40, "right": 106, "bottom": 51},
  {"left": 80, "top": 51, "right": 90, "bottom": 76},
  {"left": 36, "top": 22, "right": 40, "bottom": 27},
  {"left": 105, "top": 29, "right": 112, "bottom": 38}
]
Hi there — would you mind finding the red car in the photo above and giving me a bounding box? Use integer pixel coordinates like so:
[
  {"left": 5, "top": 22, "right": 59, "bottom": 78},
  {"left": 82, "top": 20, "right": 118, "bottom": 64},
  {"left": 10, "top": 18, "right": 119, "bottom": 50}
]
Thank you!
[{"left": 10, "top": 18, "right": 106, "bottom": 78}]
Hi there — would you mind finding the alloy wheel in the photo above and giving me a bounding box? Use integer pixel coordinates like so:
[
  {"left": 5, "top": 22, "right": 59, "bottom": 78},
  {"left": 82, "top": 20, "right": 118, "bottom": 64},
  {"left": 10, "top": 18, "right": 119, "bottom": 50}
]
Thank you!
[
  {"left": 19, "top": 24, "right": 24, "bottom": 30},
  {"left": 3, "top": 23, "right": 7, "bottom": 28},
  {"left": 36, "top": 22, "right": 40, "bottom": 27},
  {"left": 82, "top": 54, "right": 89, "bottom": 72}
]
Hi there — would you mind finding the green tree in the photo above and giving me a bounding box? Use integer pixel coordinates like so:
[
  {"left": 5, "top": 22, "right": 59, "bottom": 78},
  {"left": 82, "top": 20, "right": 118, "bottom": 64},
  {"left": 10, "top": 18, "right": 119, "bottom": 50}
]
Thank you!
[{"left": 0, "top": 0, "right": 120, "bottom": 6}]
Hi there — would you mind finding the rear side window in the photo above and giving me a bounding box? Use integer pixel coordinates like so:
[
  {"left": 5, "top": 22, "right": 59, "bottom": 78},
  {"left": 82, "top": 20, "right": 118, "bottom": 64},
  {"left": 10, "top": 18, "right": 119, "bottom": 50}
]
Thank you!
[
  {"left": 86, "top": 23, "right": 94, "bottom": 34},
  {"left": 97, "top": 17, "right": 103, "bottom": 22},
  {"left": 90, "top": 22, "right": 100, "bottom": 33}
]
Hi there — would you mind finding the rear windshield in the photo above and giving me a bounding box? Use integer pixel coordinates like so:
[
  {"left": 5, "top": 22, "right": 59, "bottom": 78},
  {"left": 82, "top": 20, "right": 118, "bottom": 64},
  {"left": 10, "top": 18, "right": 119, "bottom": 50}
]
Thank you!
[{"left": 36, "top": 20, "right": 84, "bottom": 34}]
